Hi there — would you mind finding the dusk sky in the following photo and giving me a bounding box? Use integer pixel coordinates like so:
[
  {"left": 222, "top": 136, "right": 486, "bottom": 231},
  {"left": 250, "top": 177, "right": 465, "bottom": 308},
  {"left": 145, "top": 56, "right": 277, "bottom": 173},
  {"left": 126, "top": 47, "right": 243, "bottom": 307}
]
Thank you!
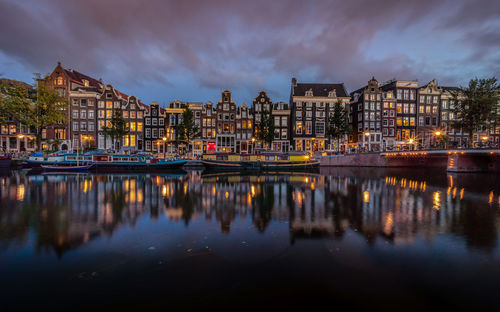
[{"left": 1, "top": 0, "right": 500, "bottom": 106}]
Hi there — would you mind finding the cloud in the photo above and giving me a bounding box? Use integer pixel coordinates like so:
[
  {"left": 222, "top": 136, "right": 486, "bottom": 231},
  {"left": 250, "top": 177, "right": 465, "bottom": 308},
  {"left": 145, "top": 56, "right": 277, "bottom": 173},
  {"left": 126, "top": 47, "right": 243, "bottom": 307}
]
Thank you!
[{"left": 0, "top": 0, "right": 499, "bottom": 103}]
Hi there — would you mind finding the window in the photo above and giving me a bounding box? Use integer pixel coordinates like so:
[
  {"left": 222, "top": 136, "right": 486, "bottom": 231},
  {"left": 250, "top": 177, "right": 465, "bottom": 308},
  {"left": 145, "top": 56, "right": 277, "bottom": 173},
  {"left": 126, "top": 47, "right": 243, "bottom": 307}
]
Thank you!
[
  {"left": 159, "top": 118, "right": 164, "bottom": 126},
  {"left": 88, "top": 110, "right": 94, "bottom": 119},
  {"left": 106, "top": 101, "right": 113, "bottom": 108},
  {"left": 152, "top": 118, "right": 158, "bottom": 126},
  {"left": 404, "top": 90, "right": 409, "bottom": 100},
  {"left": 433, "top": 96, "right": 438, "bottom": 104},
  {"left": 106, "top": 93, "right": 112, "bottom": 99},
  {"left": 281, "top": 117, "right": 287, "bottom": 126},
  {"left": 98, "top": 101, "right": 104, "bottom": 108},
  {"left": 145, "top": 118, "right": 151, "bottom": 125},
  {"left": 88, "top": 122, "right": 94, "bottom": 131},
  {"left": 81, "top": 110, "right": 87, "bottom": 119},
  {"left": 281, "top": 129, "right": 287, "bottom": 139},
  {"left": 73, "top": 123, "right": 79, "bottom": 131},
  {"left": 81, "top": 99, "right": 87, "bottom": 107},
  {"left": 419, "top": 106, "right": 425, "bottom": 114},
  {"left": 130, "top": 122, "right": 136, "bottom": 131},
  {"left": 315, "top": 122, "right": 325, "bottom": 135},
  {"left": 72, "top": 99, "right": 79, "bottom": 106},
  {"left": 80, "top": 122, "right": 87, "bottom": 131},
  {"left": 152, "top": 129, "right": 158, "bottom": 138},
  {"left": 106, "top": 110, "right": 113, "bottom": 118},
  {"left": 397, "top": 89, "right": 402, "bottom": 99},
  {"left": 397, "top": 104, "right": 402, "bottom": 114},
  {"left": 137, "top": 111, "right": 143, "bottom": 119},
  {"left": 130, "top": 111, "right": 136, "bottom": 119},
  {"left": 146, "top": 128, "right": 151, "bottom": 138},
  {"left": 305, "top": 121, "right": 312, "bottom": 135},
  {"left": 98, "top": 120, "right": 105, "bottom": 130},
  {"left": 420, "top": 95, "right": 425, "bottom": 103},
  {"left": 296, "top": 140, "right": 303, "bottom": 151},
  {"left": 137, "top": 122, "right": 143, "bottom": 131},
  {"left": 123, "top": 111, "right": 129, "bottom": 118},
  {"left": 72, "top": 110, "right": 79, "bottom": 119},
  {"left": 296, "top": 121, "right": 303, "bottom": 134},
  {"left": 146, "top": 140, "right": 151, "bottom": 151},
  {"left": 114, "top": 101, "right": 120, "bottom": 108}
]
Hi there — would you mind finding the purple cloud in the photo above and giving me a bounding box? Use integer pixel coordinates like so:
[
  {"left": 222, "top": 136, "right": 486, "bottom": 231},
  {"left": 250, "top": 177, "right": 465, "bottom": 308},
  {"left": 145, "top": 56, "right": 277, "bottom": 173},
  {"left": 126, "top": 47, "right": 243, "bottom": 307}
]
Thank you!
[{"left": 0, "top": 0, "right": 499, "bottom": 104}]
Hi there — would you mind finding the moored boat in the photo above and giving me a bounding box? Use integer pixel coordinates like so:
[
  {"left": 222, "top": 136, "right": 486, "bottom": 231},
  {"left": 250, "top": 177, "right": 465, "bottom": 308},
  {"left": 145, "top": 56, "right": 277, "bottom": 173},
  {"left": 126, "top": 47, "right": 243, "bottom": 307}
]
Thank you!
[
  {"left": 201, "top": 152, "right": 319, "bottom": 171},
  {"left": 41, "top": 164, "right": 94, "bottom": 172},
  {"left": 89, "top": 154, "right": 187, "bottom": 172}
]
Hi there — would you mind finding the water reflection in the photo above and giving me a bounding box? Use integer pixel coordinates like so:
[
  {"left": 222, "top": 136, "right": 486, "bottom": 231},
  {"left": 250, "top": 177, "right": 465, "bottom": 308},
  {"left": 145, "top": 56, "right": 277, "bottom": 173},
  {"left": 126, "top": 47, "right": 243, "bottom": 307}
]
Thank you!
[{"left": 0, "top": 168, "right": 499, "bottom": 257}]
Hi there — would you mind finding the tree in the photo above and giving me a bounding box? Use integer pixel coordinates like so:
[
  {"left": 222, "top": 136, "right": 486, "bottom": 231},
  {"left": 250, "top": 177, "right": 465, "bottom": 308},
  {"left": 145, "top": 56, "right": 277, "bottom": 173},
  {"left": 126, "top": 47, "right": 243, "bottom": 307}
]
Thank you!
[
  {"left": 326, "top": 102, "right": 351, "bottom": 152},
  {"left": 102, "top": 108, "right": 129, "bottom": 152},
  {"left": 450, "top": 77, "right": 500, "bottom": 147},
  {"left": 0, "top": 78, "right": 67, "bottom": 150},
  {"left": 175, "top": 106, "right": 200, "bottom": 154},
  {"left": 255, "top": 110, "right": 275, "bottom": 150}
]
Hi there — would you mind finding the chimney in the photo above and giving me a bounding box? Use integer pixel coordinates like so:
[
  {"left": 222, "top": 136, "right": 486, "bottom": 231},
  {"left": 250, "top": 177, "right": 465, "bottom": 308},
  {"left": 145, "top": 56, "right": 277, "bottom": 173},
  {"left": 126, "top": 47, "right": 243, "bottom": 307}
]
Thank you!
[{"left": 292, "top": 77, "right": 297, "bottom": 87}]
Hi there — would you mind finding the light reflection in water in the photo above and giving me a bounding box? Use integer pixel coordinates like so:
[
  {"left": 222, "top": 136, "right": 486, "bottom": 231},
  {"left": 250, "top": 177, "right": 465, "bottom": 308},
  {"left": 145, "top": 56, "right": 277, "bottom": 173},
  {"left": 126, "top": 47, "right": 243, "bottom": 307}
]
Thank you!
[{"left": 0, "top": 170, "right": 498, "bottom": 257}]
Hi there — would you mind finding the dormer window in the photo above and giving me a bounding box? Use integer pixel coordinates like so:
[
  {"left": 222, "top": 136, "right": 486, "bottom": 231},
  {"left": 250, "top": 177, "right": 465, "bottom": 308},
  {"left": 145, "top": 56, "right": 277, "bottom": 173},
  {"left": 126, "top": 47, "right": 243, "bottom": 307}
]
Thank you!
[
  {"left": 428, "top": 88, "right": 432, "bottom": 93},
  {"left": 57, "top": 76, "right": 63, "bottom": 85},
  {"left": 83, "top": 80, "right": 89, "bottom": 87},
  {"left": 305, "top": 90, "right": 313, "bottom": 97},
  {"left": 328, "top": 90, "right": 336, "bottom": 97}
]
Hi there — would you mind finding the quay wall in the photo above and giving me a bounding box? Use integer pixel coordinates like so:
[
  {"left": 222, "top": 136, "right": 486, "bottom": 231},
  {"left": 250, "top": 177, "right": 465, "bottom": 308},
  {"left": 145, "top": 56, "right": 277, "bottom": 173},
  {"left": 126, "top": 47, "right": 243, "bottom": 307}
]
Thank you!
[
  {"left": 448, "top": 153, "right": 500, "bottom": 173},
  {"left": 320, "top": 153, "right": 448, "bottom": 168}
]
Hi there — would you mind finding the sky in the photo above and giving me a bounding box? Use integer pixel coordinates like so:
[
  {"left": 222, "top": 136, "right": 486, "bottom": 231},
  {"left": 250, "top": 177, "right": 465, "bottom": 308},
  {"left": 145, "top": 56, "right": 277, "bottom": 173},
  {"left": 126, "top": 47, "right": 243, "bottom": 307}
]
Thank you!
[{"left": 1, "top": 0, "right": 500, "bottom": 106}]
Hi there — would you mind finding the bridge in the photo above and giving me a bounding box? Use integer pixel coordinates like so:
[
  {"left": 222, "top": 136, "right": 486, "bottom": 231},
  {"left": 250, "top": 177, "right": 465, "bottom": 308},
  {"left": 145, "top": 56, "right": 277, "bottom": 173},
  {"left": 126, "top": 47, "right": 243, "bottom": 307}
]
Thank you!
[{"left": 319, "top": 149, "right": 500, "bottom": 173}]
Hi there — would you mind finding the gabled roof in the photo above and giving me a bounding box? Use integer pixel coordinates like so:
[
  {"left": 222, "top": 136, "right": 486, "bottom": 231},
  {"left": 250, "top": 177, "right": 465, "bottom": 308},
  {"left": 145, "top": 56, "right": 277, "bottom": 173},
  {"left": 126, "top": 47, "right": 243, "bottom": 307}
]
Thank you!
[
  {"left": 293, "top": 83, "right": 348, "bottom": 98},
  {"left": 63, "top": 68, "right": 102, "bottom": 90}
]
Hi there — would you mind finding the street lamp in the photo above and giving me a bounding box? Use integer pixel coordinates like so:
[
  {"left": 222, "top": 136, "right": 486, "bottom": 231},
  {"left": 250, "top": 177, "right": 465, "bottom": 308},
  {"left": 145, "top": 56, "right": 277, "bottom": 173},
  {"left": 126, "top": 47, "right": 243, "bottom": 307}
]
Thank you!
[
  {"left": 434, "top": 131, "right": 442, "bottom": 149},
  {"left": 162, "top": 136, "right": 167, "bottom": 159},
  {"left": 364, "top": 131, "right": 370, "bottom": 152}
]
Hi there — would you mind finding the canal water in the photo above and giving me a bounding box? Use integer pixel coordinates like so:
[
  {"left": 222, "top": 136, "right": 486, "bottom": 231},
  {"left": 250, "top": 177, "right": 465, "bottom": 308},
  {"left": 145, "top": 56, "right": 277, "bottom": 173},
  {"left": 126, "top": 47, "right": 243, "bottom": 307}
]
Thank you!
[{"left": 0, "top": 168, "right": 499, "bottom": 311}]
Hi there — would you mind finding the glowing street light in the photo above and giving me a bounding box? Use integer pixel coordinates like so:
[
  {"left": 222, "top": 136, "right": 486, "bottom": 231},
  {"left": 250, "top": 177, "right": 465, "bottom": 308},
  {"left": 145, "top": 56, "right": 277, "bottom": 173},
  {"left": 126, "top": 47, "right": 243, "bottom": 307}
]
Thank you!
[
  {"left": 162, "top": 136, "right": 167, "bottom": 158},
  {"left": 434, "top": 131, "right": 441, "bottom": 136},
  {"left": 481, "top": 136, "right": 488, "bottom": 142}
]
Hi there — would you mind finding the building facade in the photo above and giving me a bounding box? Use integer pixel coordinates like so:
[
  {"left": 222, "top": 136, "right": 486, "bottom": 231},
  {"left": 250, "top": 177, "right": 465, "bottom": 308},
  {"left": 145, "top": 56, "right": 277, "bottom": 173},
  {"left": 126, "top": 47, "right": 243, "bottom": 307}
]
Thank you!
[
  {"left": 271, "top": 101, "right": 290, "bottom": 152},
  {"left": 235, "top": 103, "right": 253, "bottom": 153},
  {"left": 417, "top": 80, "right": 441, "bottom": 148},
  {"left": 290, "top": 78, "right": 350, "bottom": 152},
  {"left": 144, "top": 101, "right": 165, "bottom": 153},
  {"left": 216, "top": 90, "right": 236, "bottom": 152},
  {"left": 380, "top": 80, "right": 418, "bottom": 145}
]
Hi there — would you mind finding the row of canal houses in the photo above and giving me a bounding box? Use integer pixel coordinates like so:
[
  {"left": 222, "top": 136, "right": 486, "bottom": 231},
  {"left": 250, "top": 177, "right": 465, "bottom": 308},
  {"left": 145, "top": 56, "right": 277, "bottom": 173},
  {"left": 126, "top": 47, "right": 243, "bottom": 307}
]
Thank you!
[{"left": 1, "top": 62, "right": 499, "bottom": 154}]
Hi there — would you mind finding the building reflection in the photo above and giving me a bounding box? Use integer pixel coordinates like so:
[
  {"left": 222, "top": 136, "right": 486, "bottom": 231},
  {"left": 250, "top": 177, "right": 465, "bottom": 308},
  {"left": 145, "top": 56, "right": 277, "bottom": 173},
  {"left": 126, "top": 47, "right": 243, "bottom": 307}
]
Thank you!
[{"left": 0, "top": 168, "right": 498, "bottom": 257}]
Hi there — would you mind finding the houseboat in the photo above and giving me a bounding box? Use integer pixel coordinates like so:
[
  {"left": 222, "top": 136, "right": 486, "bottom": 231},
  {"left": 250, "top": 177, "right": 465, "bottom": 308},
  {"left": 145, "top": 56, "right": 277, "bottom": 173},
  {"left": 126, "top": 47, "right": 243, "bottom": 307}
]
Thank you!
[
  {"left": 89, "top": 154, "right": 187, "bottom": 172},
  {"left": 24, "top": 151, "right": 69, "bottom": 168},
  {"left": 201, "top": 152, "right": 319, "bottom": 171}
]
